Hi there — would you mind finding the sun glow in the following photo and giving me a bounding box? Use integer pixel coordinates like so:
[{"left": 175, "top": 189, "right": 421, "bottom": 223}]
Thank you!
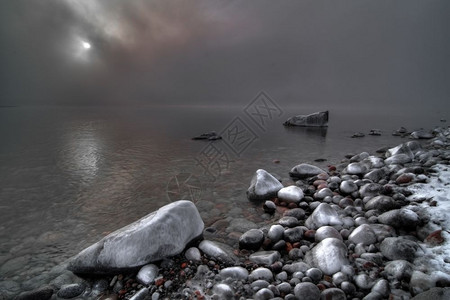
[{"left": 82, "top": 41, "right": 91, "bottom": 49}]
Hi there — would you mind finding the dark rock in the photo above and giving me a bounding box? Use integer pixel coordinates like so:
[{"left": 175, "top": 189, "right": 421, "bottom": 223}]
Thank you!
[
  {"left": 320, "top": 287, "right": 346, "bottom": 300},
  {"left": 364, "top": 195, "right": 398, "bottom": 212},
  {"left": 239, "top": 229, "right": 264, "bottom": 250},
  {"left": 283, "top": 111, "right": 329, "bottom": 127},
  {"left": 57, "top": 283, "right": 85, "bottom": 299},
  {"left": 348, "top": 224, "right": 377, "bottom": 245},
  {"left": 283, "top": 227, "right": 304, "bottom": 243},
  {"left": 380, "top": 237, "right": 419, "bottom": 262},
  {"left": 283, "top": 208, "right": 306, "bottom": 220},
  {"left": 378, "top": 208, "right": 420, "bottom": 230},
  {"left": 191, "top": 131, "right": 222, "bottom": 140},
  {"left": 293, "top": 282, "right": 320, "bottom": 300},
  {"left": 411, "top": 287, "right": 450, "bottom": 300},
  {"left": 424, "top": 230, "right": 445, "bottom": 246},
  {"left": 14, "top": 285, "right": 54, "bottom": 300},
  {"left": 279, "top": 216, "right": 300, "bottom": 228}
]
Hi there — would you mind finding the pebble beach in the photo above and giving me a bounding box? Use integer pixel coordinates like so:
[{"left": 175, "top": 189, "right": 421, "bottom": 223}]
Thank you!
[{"left": 2, "top": 125, "right": 450, "bottom": 300}]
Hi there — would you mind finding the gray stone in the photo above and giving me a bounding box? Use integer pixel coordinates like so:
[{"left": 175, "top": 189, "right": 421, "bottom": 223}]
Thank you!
[
  {"left": 345, "top": 162, "right": 367, "bottom": 176},
  {"left": 305, "top": 203, "right": 343, "bottom": 230},
  {"left": 283, "top": 262, "right": 310, "bottom": 274},
  {"left": 410, "top": 130, "right": 434, "bottom": 139},
  {"left": 268, "top": 225, "right": 284, "bottom": 242},
  {"left": 283, "top": 226, "right": 303, "bottom": 243},
  {"left": 348, "top": 224, "right": 377, "bottom": 246},
  {"left": 382, "top": 260, "right": 414, "bottom": 280},
  {"left": 279, "top": 216, "right": 300, "bottom": 227},
  {"left": 411, "top": 287, "right": 450, "bottom": 300},
  {"left": 278, "top": 186, "right": 304, "bottom": 203},
  {"left": 277, "top": 282, "right": 292, "bottom": 294},
  {"left": 219, "top": 266, "right": 249, "bottom": 280},
  {"left": 185, "top": 247, "right": 202, "bottom": 262},
  {"left": 315, "top": 226, "right": 342, "bottom": 242},
  {"left": 340, "top": 180, "right": 358, "bottom": 194},
  {"left": 213, "top": 283, "right": 234, "bottom": 299},
  {"left": 254, "top": 288, "right": 275, "bottom": 300},
  {"left": 249, "top": 267, "right": 274, "bottom": 282},
  {"left": 380, "top": 237, "right": 419, "bottom": 262},
  {"left": 354, "top": 273, "right": 374, "bottom": 290},
  {"left": 57, "top": 283, "right": 85, "bottom": 299},
  {"left": 314, "top": 188, "right": 334, "bottom": 200},
  {"left": 294, "top": 282, "right": 320, "bottom": 300},
  {"left": 136, "top": 264, "right": 159, "bottom": 286},
  {"left": 364, "top": 195, "right": 397, "bottom": 212},
  {"left": 68, "top": 200, "right": 204, "bottom": 273},
  {"left": 289, "top": 163, "right": 327, "bottom": 179},
  {"left": 371, "top": 279, "right": 390, "bottom": 297},
  {"left": 15, "top": 285, "right": 54, "bottom": 300},
  {"left": 283, "top": 208, "right": 306, "bottom": 220},
  {"left": 198, "top": 240, "right": 238, "bottom": 264},
  {"left": 283, "top": 111, "right": 329, "bottom": 127},
  {"left": 370, "top": 223, "right": 396, "bottom": 242},
  {"left": 305, "top": 238, "right": 349, "bottom": 275},
  {"left": 378, "top": 208, "right": 420, "bottom": 230},
  {"left": 239, "top": 229, "right": 264, "bottom": 250},
  {"left": 320, "top": 288, "right": 346, "bottom": 300},
  {"left": 364, "top": 169, "right": 386, "bottom": 183},
  {"left": 250, "top": 251, "right": 281, "bottom": 266},
  {"left": 359, "top": 183, "right": 383, "bottom": 198},
  {"left": 130, "top": 288, "right": 149, "bottom": 300},
  {"left": 305, "top": 268, "right": 322, "bottom": 283},
  {"left": 385, "top": 154, "right": 412, "bottom": 165},
  {"left": 247, "top": 169, "right": 283, "bottom": 200},
  {"left": 410, "top": 270, "right": 435, "bottom": 296}
]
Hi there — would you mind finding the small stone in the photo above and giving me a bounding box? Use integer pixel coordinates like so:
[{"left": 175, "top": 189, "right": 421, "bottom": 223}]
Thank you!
[
  {"left": 249, "top": 267, "right": 274, "bottom": 282},
  {"left": 380, "top": 237, "right": 419, "bottom": 262},
  {"left": 304, "top": 238, "right": 349, "bottom": 275},
  {"left": 354, "top": 273, "right": 374, "bottom": 290},
  {"left": 283, "top": 226, "right": 303, "bottom": 243},
  {"left": 293, "top": 282, "right": 320, "bottom": 300},
  {"left": 254, "top": 288, "right": 274, "bottom": 300},
  {"left": 15, "top": 285, "right": 54, "bottom": 300},
  {"left": 378, "top": 209, "right": 420, "bottom": 230},
  {"left": 279, "top": 217, "right": 300, "bottom": 227},
  {"left": 425, "top": 230, "right": 445, "bottom": 246},
  {"left": 249, "top": 251, "right": 281, "bottom": 266},
  {"left": 305, "top": 203, "right": 343, "bottom": 230},
  {"left": 219, "top": 266, "right": 249, "bottom": 280},
  {"left": 348, "top": 224, "right": 377, "bottom": 245},
  {"left": 185, "top": 247, "right": 202, "bottom": 262},
  {"left": 268, "top": 225, "right": 285, "bottom": 242},
  {"left": 340, "top": 180, "right": 358, "bottom": 194},
  {"left": 247, "top": 169, "right": 284, "bottom": 200},
  {"left": 290, "top": 164, "right": 327, "bottom": 179},
  {"left": 129, "top": 288, "right": 149, "bottom": 300},
  {"left": 239, "top": 229, "right": 264, "bottom": 250},
  {"left": 364, "top": 195, "right": 397, "bottom": 212},
  {"left": 278, "top": 186, "right": 304, "bottom": 203},
  {"left": 263, "top": 201, "right": 277, "bottom": 214},
  {"left": 57, "top": 283, "right": 86, "bottom": 299},
  {"left": 305, "top": 268, "right": 323, "bottom": 283},
  {"left": 213, "top": 283, "right": 234, "bottom": 299},
  {"left": 315, "top": 226, "right": 342, "bottom": 242},
  {"left": 137, "top": 264, "right": 159, "bottom": 286},
  {"left": 320, "top": 287, "right": 346, "bottom": 300}
]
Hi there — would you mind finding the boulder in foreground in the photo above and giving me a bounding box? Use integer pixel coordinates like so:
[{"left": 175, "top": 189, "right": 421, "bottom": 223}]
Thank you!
[
  {"left": 283, "top": 111, "right": 329, "bottom": 127},
  {"left": 68, "top": 200, "right": 204, "bottom": 274}
]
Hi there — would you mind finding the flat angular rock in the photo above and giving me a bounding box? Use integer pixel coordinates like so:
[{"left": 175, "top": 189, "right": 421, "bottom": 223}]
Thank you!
[
  {"left": 68, "top": 200, "right": 204, "bottom": 274},
  {"left": 249, "top": 251, "right": 281, "bottom": 266},
  {"left": 305, "top": 203, "right": 343, "bottom": 230},
  {"left": 199, "top": 240, "right": 238, "bottom": 265},
  {"left": 247, "top": 169, "right": 283, "bottom": 201},
  {"left": 283, "top": 111, "right": 329, "bottom": 127},
  {"left": 278, "top": 186, "right": 304, "bottom": 203},
  {"left": 380, "top": 237, "right": 419, "bottom": 262},
  {"left": 305, "top": 238, "right": 349, "bottom": 275},
  {"left": 289, "top": 163, "right": 326, "bottom": 179}
]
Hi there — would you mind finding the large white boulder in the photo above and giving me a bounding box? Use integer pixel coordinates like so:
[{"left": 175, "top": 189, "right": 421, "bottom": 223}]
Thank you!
[{"left": 68, "top": 200, "right": 204, "bottom": 274}]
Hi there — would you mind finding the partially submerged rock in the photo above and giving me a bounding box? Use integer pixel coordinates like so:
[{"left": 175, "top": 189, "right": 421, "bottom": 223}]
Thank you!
[
  {"left": 247, "top": 169, "right": 283, "bottom": 201},
  {"left": 191, "top": 131, "right": 222, "bottom": 140},
  {"left": 283, "top": 111, "right": 329, "bottom": 127},
  {"left": 68, "top": 200, "right": 204, "bottom": 274}
]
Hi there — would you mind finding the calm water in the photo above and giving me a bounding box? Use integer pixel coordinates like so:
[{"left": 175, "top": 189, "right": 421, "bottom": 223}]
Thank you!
[{"left": 0, "top": 104, "right": 447, "bottom": 283}]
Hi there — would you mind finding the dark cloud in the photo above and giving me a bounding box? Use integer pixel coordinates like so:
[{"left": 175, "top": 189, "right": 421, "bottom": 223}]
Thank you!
[{"left": 1, "top": 0, "right": 449, "bottom": 111}]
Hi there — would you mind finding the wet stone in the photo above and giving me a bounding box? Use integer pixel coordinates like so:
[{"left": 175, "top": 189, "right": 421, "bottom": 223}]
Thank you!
[
  {"left": 380, "top": 237, "right": 419, "bottom": 262},
  {"left": 249, "top": 267, "right": 274, "bottom": 282},
  {"left": 278, "top": 186, "right": 304, "bottom": 203},
  {"left": 15, "top": 285, "right": 54, "bottom": 300},
  {"left": 283, "top": 208, "right": 306, "bottom": 220},
  {"left": 247, "top": 169, "right": 283, "bottom": 201},
  {"left": 305, "top": 238, "right": 349, "bottom": 275},
  {"left": 290, "top": 163, "right": 326, "bottom": 179},
  {"left": 364, "top": 195, "right": 398, "bottom": 212},
  {"left": 305, "top": 203, "right": 343, "bottom": 230},
  {"left": 268, "top": 225, "right": 285, "bottom": 242},
  {"left": 283, "top": 226, "right": 303, "bottom": 243},
  {"left": 57, "top": 283, "right": 86, "bottom": 299},
  {"left": 293, "top": 282, "right": 320, "bottom": 300},
  {"left": 249, "top": 251, "right": 281, "bottom": 266},
  {"left": 348, "top": 224, "right": 377, "bottom": 245},
  {"left": 137, "top": 264, "right": 159, "bottom": 286},
  {"left": 320, "top": 287, "right": 346, "bottom": 300},
  {"left": 239, "top": 229, "right": 264, "bottom": 251},
  {"left": 219, "top": 266, "right": 249, "bottom": 280},
  {"left": 254, "top": 288, "right": 274, "bottom": 300},
  {"left": 378, "top": 208, "right": 420, "bottom": 230},
  {"left": 279, "top": 216, "right": 300, "bottom": 227},
  {"left": 185, "top": 247, "right": 202, "bottom": 262},
  {"left": 315, "top": 226, "right": 342, "bottom": 242}
]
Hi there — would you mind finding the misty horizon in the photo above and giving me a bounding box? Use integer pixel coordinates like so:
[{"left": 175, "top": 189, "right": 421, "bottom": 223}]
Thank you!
[{"left": 1, "top": 0, "right": 449, "bottom": 112}]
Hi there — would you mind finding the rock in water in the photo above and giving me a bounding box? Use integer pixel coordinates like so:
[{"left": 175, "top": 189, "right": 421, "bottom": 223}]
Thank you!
[
  {"left": 247, "top": 169, "right": 283, "bottom": 201},
  {"left": 289, "top": 163, "right": 326, "bottom": 179},
  {"left": 68, "top": 200, "right": 204, "bottom": 274},
  {"left": 283, "top": 111, "right": 329, "bottom": 127},
  {"left": 278, "top": 186, "right": 304, "bottom": 203},
  {"left": 305, "top": 238, "right": 349, "bottom": 275}
]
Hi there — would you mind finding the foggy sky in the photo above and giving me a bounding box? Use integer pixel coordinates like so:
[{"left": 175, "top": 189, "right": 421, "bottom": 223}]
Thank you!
[{"left": 1, "top": 0, "right": 449, "bottom": 110}]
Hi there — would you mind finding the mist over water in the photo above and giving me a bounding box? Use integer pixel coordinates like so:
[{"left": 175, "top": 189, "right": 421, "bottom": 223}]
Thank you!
[{"left": 0, "top": 104, "right": 448, "bottom": 281}]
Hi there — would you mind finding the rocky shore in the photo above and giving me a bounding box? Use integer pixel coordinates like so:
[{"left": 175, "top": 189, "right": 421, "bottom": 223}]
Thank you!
[{"left": 2, "top": 126, "right": 450, "bottom": 300}]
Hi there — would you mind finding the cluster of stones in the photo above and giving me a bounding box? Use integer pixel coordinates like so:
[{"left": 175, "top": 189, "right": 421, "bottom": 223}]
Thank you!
[{"left": 5, "top": 127, "right": 450, "bottom": 300}]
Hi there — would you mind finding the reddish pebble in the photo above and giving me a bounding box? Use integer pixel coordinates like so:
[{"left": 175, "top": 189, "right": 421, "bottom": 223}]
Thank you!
[
  {"left": 304, "top": 230, "right": 316, "bottom": 240},
  {"left": 181, "top": 262, "right": 188, "bottom": 269},
  {"left": 155, "top": 277, "right": 164, "bottom": 286},
  {"left": 286, "top": 242, "right": 293, "bottom": 252},
  {"left": 317, "top": 183, "right": 328, "bottom": 190},
  {"left": 280, "top": 201, "right": 287, "bottom": 207},
  {"left": 323, "top": 275, "right": 332, "bottom": 282},
  {"left": 313, "top": 179, "right": 327, "bottom": 187},
  {"left": 317, "top": 173, "right": 329, "bottom": 180},
  {"left": 118, "top": 289, "right": 127, "bottom": 296},
  {"left": 396, "top": 173, "right": 415, "bottom": 184},
  {"left": 328, "top": 165, "right": 337, "bottom": 172},
  {"left": 317, "top": 283, "right": 326, "bottom": 291},
  {"left": 287, "top": 202, "right": 298, "bottom": 209},
  {"left": 292, "top": 242, "right": 301, "bottom": 248},
  {"left": 425, "top": 230, "right": 444, "bottom": 246}
]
